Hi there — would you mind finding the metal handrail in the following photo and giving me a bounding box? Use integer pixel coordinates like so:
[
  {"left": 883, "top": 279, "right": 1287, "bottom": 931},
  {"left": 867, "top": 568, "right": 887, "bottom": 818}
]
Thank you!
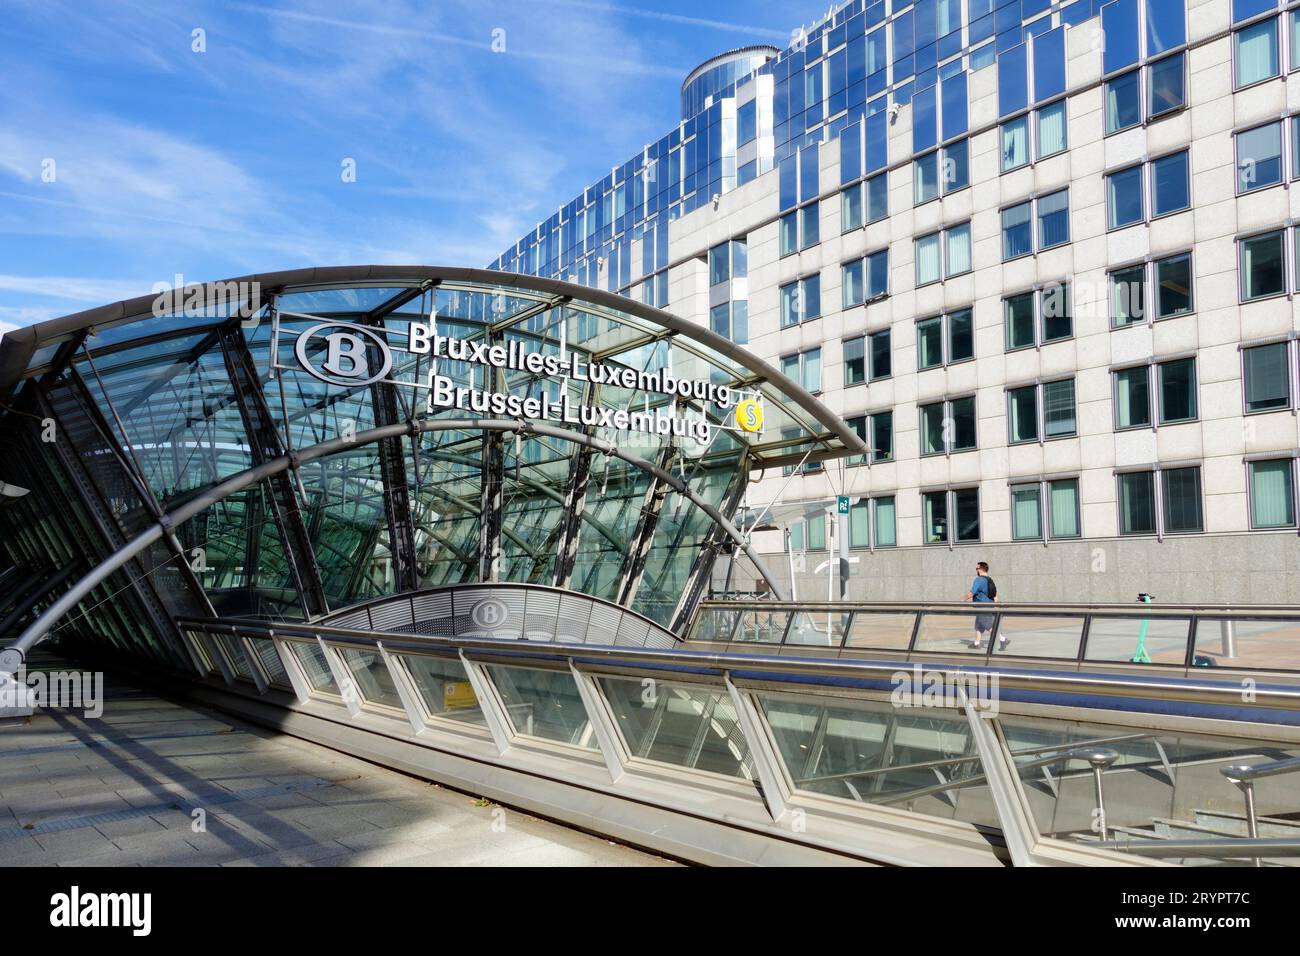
[
  {"left": 1220, "top": 755, "right": 1300, "bottom": 866},
  {"left": 1094, "top": 837, "right": 1300, "bottom": 859},
  {"left": 872, "top": 746, "right": 1122, "bottom": 810},
  {"left": 690, "top": 599, "right": 1300, "bottom": 675},
  {"left": 1220, "top": 755, "right": 1300, "bottom": 782},
  {"left": 173, "top": 615, "right": 1300, "bottom": 714},
  {"left": 698, "top": 598, "right": 1300, "bottom": 615},
  {"left": 799, "top": 734, "right": 1153, "bottom": 786}
]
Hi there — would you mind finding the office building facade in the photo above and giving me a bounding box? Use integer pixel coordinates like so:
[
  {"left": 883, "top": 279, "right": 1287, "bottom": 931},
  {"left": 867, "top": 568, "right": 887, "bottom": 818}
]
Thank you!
[{"left": 492, "top": 0, "right": 1300, "bottom": 604}]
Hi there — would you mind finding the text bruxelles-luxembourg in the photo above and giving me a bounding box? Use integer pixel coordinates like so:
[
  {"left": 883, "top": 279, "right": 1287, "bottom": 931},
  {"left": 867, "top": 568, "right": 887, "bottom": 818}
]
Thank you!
[{"left": 406, "top": 326, "right": 734, "bottom": 443}]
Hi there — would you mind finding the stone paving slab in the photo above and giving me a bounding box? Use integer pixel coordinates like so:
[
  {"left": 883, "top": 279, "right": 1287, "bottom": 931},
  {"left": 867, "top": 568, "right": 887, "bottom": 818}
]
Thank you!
[{"left": 0, "top": 660, "right": 674, "bottom": 867}]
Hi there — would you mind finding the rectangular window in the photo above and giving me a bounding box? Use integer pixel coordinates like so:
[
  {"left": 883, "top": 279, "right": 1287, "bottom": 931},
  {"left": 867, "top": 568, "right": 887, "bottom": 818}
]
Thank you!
[
  {"left": 1235, "top": 17, "right": 1279, "bottom": 89},
  {"left": 842, "top": 259, "right": 864, "bottom": 308},
  {"left": 869, "top": 329, "right": 891, "bottom": 380},
  {"left": 1042, "top": 282, "right": 1072, "bottom": 341},
  {"left": 1114, "top": 366, "right": 1152, "bottom": 429},
  {"left": 1154, "top": 253, "right": 1193, "bottom": 317},
  {"left": 803, "top": 347, "right": 821, "bottom": 392},
  {"left": 1150, "top": 151, "right": 1190, "bottom": 216},
  {"left": 708, "top": 242, "right": 729, "bottom": 286},
  {"left": 843, "top": 336, "right": 866, "bottom": 386},
  {"left": 1157, "top": 357, "right": 1197, "bottom": 423},
  {"left": 1037, "top": 189, "right": 1070, "bottom": 248},
  {"left": 1002, "top": 202, "right": 1032, "bottom": 259},
  {"left": 1011, "top": 484, "right": 1042, "bottom": 539},
  {"left": 914, "top": 151, "right": 940, "bottom": 204},
  {"left": 780, "top": 281, "right": 800, "bottom": 327},
  {"left": 1118, "top": 471, "right": 1157, "bottom": 535},
  {"left": 779, "top": 211, "right": 798, "bottom": 257},
  {"left": 1007, "top": 385, "right": 1038, "bottom": 443},
  {"left": 866, "top": 172, "right": 888, "bottom": 222},
  {"left": 1001, "top": 116, "right": 1029, "bottom": 171},
  {"left": 710, "top": 301, "right": 731, "bottom": 339},
  {"left": 920, "top": 396, "right": 976, "bottom": 455},
  {"left": 871, "top": 410, "right": 893, "bottom": 461},
  {"left": 781, "top": 275, "right": 821, "bottom": 326},
  {"left": 1112, "top": 265, "right": 1144, "bottom": 329},
  {"left": 1005, "top": 292, "right": 1035, "bottom": 350},
  {"left": 847, "top": 415, "right": 869, "bottom": 466},
  {"left": 800, "top": 202, "right": 820, "bottom": 249},
  {"left": 1249, "top": 459, "right": 1297, "bottom": 528},
  {"left": 874, "top": 496, "right": 896, "bottom": 546},
  {"left": 946, "top": 222, "right": 972, "bottom": 276},
  {"left": 1148, "top": 53, "right": 1185, "bottom": 117},
  {"left": 917, "top": 316, "right": 943, "bottom": 369},
  {"left": 738, "top": 99, "right": 757, "bottom": 145},
  {"left": 1240, "top": 230, "right": 1286, "bottom": 300},
  {"left": 1105, "top": 70, "right": 1141, "bottom": 133},
  {"left": 1293, "top": 116, "right": 1300, "bottom": 179},
  {"left": 1236, "top": 121, "right": 1283, "bottom": 193},
  {"left": 1112, "top": 253, "right": 1194, "bottom": 325},
  {"left": 953, "top": 488, "right": 981, "bottom": 542},
  {"left": 782, "top": 348, "right": 822, "bottom": 394},
  {"left": 1243, "top": 342, "right": 1291, "bottom": 412},
  {"left": 923, "top": 490, "right": 948, "bottom": 544},
  {"left": 849, "top": 500, "right": 871, "bottom": 546},
  {"left": 1005, "top": 284, "right": 1072, "bottom": 348},
  {"left": 924, "top": 488, "right": 981, "bottom": 544},
  {"left": 943, "top": 139, "right": 970, "bottom": 192},
  {"left": 841, "top": 185, "right": 863, "bottom": 232},
  {"left": 947, "top": 308, "right": 973, "bottom": 361},
  {"left": 915, "top": 233, "right": 941, "bottom": 286},
  {"left": 807, "top": 512, "right": 827, "bottom": 551},
  {"left": 1044, "top": 379, "right": 1077, "bottom": 437},
  {"left": 917, "top": 310, "right": 972, "bottom": 368},
  {"left": 1162, "top": 467, "right": 1203, "bottom": 533},
  {"left": 1107, "top": 165, "right": 1144, "bottom": 229},
  {"left": 866, "top": 249, "right": 889, "bottom": 299},
  {"left": 1049, "top": 478, "right": 1081, "bottom": 538},
  {"left": 1008, "top": 379, "right": 1076, "bottom": 443},
  {"left": 1037, "top": 100, "right": 1068, "bottom": 157},
  {"left": 1011, "top": 478, "right": 1080, "bottom": 539}
]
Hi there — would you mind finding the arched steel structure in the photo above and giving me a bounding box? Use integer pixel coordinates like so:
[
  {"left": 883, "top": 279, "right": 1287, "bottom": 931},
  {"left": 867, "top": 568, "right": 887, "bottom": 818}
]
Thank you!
[{"left": 0, "top": 267, "right": 864, "bottom": 679}]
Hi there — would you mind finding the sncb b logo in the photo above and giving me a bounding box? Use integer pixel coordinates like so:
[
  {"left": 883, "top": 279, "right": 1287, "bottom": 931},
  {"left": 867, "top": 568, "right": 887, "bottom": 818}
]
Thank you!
[
  {"left": 470, "top": 599, "right": 509, "bottom": 630},
  {"left": 295, "top": 321, "right": 393, "bottom": 387}
]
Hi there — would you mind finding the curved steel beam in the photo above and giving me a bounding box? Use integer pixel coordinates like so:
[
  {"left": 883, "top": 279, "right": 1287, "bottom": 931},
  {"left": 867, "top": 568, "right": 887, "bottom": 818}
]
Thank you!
[
  {"left": 0, "top": 266, "right": 866, "bottom": 458},
  {"left": 0, "top": 417, "right": 782, "bottom": 674}
]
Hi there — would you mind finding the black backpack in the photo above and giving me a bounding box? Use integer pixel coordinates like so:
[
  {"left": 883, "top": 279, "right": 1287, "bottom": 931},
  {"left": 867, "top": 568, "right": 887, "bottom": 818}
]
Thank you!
[{"left": 986, "top": 577, "right": 997, "bottom": 600}]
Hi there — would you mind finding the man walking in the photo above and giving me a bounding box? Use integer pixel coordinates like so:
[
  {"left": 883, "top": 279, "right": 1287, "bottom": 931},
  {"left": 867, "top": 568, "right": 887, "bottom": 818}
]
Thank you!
[{"left": 965, "top": 561, "right": 997, "bottom": 649}]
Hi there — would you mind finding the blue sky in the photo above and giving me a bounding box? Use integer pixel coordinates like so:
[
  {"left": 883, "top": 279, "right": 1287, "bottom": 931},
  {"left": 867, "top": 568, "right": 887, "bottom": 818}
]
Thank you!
[{"left": 0, "top": 0, "right": 804, "bottom": 330}]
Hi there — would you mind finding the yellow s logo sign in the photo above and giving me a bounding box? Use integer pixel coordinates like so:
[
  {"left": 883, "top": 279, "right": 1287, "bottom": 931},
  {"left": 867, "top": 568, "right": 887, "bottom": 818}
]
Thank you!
[{"left": 736, "top": 399, "right": 764, "bottom": 433}]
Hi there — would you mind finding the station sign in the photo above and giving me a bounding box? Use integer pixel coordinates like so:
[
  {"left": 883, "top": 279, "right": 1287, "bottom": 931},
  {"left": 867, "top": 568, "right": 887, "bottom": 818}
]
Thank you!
[{"left": 275, "top": 313, "right": 764, "bottom": 446}]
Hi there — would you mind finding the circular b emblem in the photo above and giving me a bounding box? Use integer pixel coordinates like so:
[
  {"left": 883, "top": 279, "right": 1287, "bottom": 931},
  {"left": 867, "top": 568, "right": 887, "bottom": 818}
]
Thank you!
[
  {"left": 294, "top": 321, "right": 393, "bottom": 388},
  {"left": 735, "top": 398, "right": 764, "bottom": 433},
  {"left": 470, "top": 599, "right": 509, "bottom": 630}
]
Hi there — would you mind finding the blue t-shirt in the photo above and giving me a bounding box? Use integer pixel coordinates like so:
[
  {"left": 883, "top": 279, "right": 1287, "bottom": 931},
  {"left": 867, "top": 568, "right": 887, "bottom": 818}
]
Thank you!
[{"left": 971, "top": 576, "right": 992, "bottom": 603}]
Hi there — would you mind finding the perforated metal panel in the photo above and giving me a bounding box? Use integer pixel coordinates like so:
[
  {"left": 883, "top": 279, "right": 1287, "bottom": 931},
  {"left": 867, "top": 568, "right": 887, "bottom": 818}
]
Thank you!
[
  {"left": 328, "top": 609, "right": 371, "bottom": 629},
  {"left": 555, "top": 593, "right": 593, "bottom": 644},
  {"left": 523, "top": 589, "right": 560, "bottom": 641},
  {"left": 615, "top": 613, "right": 651, "bottom": 647},
  {"left": 368, "top": 598, "right": 414, "bottom": 632},
  {"left": 586, "top": 602, "right": 621, "bottom": 647},
  {"left": 318, "top": 585, "right": 680, "bottom": 648},
  {"left": 410, "top": 591, "right": 454, "bottom": 635}
]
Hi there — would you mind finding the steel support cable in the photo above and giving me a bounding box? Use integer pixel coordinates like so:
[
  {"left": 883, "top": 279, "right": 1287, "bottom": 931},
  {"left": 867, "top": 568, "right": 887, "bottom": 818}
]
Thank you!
[{"left": 0, "top": 417, "right": 786, "bottom": 678}]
